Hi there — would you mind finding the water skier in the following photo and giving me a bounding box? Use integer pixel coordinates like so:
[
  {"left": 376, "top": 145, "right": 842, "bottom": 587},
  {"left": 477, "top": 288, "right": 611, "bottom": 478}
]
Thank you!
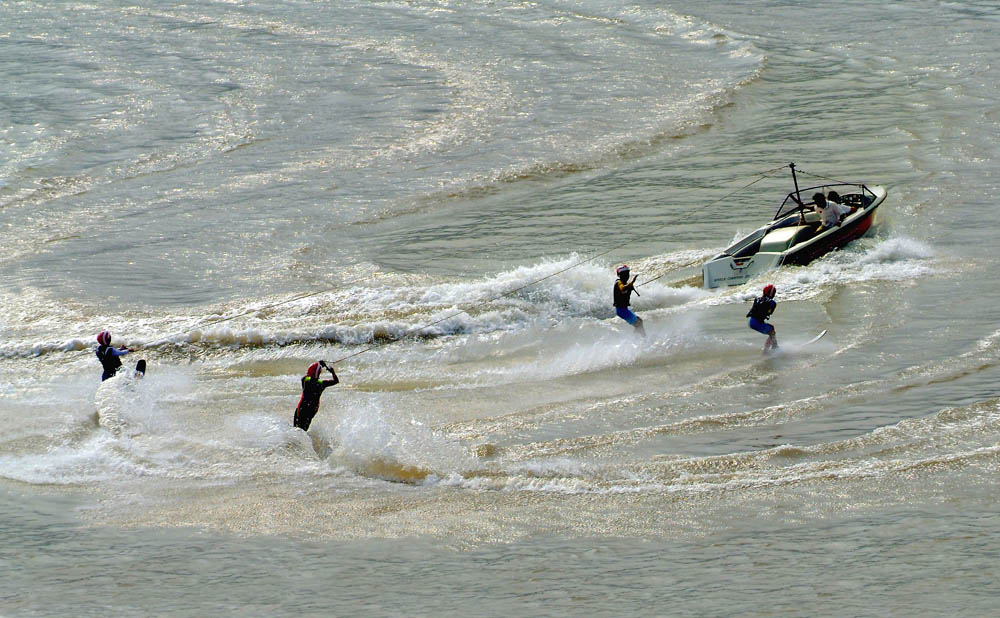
[
  {"left": 613, "top": 265, "right": 645, "bottom": 336},
  {"left": 293, "top": 361, "right": 339, "bottom": 431},
  {"left": 747, "top": 284, "right": 778, "bottom": 352},
  {"left": 95, "top": 330, "right": 143, "bottom": 381}
]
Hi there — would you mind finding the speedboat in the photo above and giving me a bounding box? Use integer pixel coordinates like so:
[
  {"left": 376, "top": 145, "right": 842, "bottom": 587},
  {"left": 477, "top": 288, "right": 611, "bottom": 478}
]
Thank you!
[{"left": 702, "top": 164, "right": 886, "bottom": 288}]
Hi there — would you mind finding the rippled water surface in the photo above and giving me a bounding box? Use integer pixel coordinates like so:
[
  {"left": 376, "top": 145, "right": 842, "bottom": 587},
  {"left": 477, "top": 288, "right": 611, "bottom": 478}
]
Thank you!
[{"left": 2, "top": 0, "right": 999, "bottom": 615}]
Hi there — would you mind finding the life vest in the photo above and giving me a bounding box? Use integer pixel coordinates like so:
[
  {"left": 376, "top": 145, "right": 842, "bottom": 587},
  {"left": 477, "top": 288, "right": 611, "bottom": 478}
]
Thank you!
[
  {"left": 746, "top": 296, "right": 775, "bottom": 322},
  {"left": 96, "top": 345, "right": 122, "bottom": 376},
  {"left": 613, "top": 280, "right": 632, "bottom": 308}
]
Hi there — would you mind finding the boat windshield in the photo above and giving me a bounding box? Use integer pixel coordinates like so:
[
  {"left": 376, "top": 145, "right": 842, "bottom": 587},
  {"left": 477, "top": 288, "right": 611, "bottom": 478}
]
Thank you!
[
  {"left": 723, "top": 227, "right": 767, "bottom": 257},
  {"left": 772, "top": 183, "right": 874, "bottom": 221}
]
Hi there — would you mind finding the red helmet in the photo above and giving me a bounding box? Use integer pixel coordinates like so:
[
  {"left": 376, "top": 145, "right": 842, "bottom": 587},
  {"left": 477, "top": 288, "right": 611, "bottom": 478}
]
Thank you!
[
  {"left": 97, "top": 330, "right": 111, "bottom": 346},
  {"left": 306, "top": 362, "right": 322, "bottom": 379},
  {"left": 616, "top": 265, "right": 630, "bottom": 276},
  {"left": 763, "top": 284, "right": 776, "bottom": 299}
]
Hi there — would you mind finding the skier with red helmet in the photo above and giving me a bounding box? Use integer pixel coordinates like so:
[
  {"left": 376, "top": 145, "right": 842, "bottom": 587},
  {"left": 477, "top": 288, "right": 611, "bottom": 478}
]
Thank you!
[
  {"left": 293, "top": 361, "right": 339, "bottom": 431},
  {"left": 613, "top": 265, "right": 645, "bottom": 336},
  {"left": 95, "top": 330, "right": 134, "bottom": 381},
  {"left": 747, "top": 284, "right": 778, "bottom": 352}
]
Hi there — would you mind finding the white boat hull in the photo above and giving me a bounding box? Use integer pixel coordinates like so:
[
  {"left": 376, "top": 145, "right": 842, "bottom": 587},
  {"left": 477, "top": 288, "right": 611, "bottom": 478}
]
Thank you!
[{"left": 702, "top": 252, "right": 783, "bottom": 288}]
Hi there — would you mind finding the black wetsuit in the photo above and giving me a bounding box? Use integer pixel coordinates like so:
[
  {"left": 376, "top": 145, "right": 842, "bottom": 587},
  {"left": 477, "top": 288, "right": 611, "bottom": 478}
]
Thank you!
[
  {"left": 96, "top": 345, "right": 124, "bottom": 381},
  {"left": 293, "top": 375, "right": 339, "bottom": 430}
]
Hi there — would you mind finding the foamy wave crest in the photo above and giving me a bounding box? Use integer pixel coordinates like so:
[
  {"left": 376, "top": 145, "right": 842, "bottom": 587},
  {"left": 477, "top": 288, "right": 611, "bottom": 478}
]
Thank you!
[
  {"left": 0, "top": 338, "right": 89, "bottom": 359},
  {"left": 94, "top": 372, "right": 155, "bottom": 437},
  {"left": 120, "top": 254, "right": 714, "bottom": 354},
  {"left": 513, "top": 312, "right": 708, "bottom": 380},
  {"left": 439, "top": 473, "right": 663, "bottom": 495},
  {"left": 975, "top": 328, "right": 1000, "bottom": 353},
  {"left": 858, "top": 236, "right": 934, "bottom": 264},
  {"left": 0, "top": 434, "right": 143, "bottom": 485},
  {"left": 435, "top": 458, "right": 666, "bottom": 495},
  {"left": 790, "top": 235, "right": 937, "bottom": 290},
  {"left": 344, "top": 307, "right": 713, "bottom": 388},
  {"left": 6, "top": 249, "right": 752, "bottom": 360},
  {"left": 0, "top": 239, "right": 735, "bottom": 366},
  {"left": 317, "top": 394, "right": 476, "bottom": 484}
]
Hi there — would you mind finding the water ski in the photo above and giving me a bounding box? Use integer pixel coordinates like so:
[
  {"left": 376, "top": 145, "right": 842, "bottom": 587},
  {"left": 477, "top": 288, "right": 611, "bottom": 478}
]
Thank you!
[
  {"left": 804, "top": 330, "right": 827, "bottom": 346},
  {"left": 134, "top": 359, "right": 146, "bottom": 379},
  {"left": 763, "top": 330, "right": 827, "bottom": 356}
]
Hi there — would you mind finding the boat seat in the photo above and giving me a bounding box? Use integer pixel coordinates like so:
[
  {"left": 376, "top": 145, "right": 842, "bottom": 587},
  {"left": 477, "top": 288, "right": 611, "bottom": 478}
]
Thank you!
[
  {"left": 803, "top": 211, "right": 821, "bottom": 224},
  {"left": 759, "top": 225, "right": 814, "bottom": 253}
]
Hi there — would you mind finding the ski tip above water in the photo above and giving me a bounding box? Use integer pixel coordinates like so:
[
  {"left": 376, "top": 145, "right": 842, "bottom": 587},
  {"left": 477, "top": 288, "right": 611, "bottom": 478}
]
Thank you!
[
  {"left": 805, "top": 330, "right": 827, "bottom": 346},
  {"left": 763, "top": 330, "right": 827, "bottom": 356}
]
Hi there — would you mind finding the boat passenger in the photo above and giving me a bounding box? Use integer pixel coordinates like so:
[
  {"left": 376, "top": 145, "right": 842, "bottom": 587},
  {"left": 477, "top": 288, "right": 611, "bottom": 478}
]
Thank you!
[
  {"left": 613, "top": 265, "right": 645, "bottom": 336},
  {"left": 294, "top": 361, "right": 339, "bottom": 431},
  {"left": 826, "top": 190, "right": 858, "bottom": 215},
  {"left": 95, "top": 330, "right": 133, "bottom": 381},
  {"left": 746, "top": 284, "right": 778, "bottom": 352}
]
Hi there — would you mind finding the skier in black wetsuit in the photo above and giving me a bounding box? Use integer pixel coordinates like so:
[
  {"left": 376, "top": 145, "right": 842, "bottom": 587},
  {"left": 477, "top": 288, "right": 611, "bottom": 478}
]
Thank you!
[
  {"left": 95, "top": 330, "right": 132, "bottom": 381},
  {"left": 293, "top": 361, "right": 339, "bottom": 431}
]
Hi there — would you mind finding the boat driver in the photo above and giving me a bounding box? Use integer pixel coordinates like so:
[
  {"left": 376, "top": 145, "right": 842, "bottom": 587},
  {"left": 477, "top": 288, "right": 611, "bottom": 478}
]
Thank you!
[{"left": 813, "top": 192, "right": 854, "bottom": 230}]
